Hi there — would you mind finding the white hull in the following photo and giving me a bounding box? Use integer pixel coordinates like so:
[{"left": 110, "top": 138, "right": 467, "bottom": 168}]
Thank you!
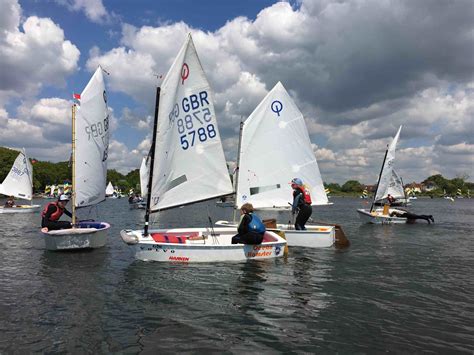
[
  {"left": 120, "top": 227, "right": 286, "bottom": 262},
  {"left": 41, "top": 222, "right": 110, "bottom": 250},
  {"left": 357, "top": 209, "right": 407, "bottom": 224},
  {"left": 278, "top": 224, "right": 335, "bottom": 248},
  {"left": 215, "top": 220, "right": 336, "bottom": 248},
  {"left": 0, "top": 205, "right": 41, "bottom": 214}
]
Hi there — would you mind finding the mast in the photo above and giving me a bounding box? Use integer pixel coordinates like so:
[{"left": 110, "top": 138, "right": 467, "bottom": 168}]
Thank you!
[
  {"left": 232, "top": 119, "right": 244, "bottom": 222},
  {"left": 144, "top": 87, "right": 161, "bottom": 236},
  {"left": 72, "top": 104, "right": 76, "bottom": 225},
  {"left": 370, "top": 145, "right": 389, "bottom": 213}
]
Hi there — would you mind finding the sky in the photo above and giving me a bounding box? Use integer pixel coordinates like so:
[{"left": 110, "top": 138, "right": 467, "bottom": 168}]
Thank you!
[{"left": 0, "top": 0, "right": 473, "bottom": 184}]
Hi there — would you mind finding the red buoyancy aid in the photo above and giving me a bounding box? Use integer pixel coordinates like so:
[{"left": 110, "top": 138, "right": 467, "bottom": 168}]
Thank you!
[
  {"left": 297, "top": 186, "right": 312, "bottom": 205},
  {"left": 41, "top": 201, "right": 64, "bottom": 221}
]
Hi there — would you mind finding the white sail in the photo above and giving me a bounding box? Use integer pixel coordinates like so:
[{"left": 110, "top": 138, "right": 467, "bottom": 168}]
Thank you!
[
  {"left": 75, "top": 67, "right": 109, "bottom": 208},
  {"left": 0, "top": 150, "right": 33, "bottom": 200},
  {"left": 374, "top": 126, "right": 402, "bottom": 202},
  {"left": 105, "top": 181, "right": 114, "bottom": 196},
  {"left": 378, "top": 169, "right": 405, "bottom": 200},
  {"left": 139, "top": 156, "right": 149, "bottom": 197},
  {"left": 236, "top": 81, "right": 328, "bottom": 209},
  {"left": 149, "top": 34, "right": 233, "bottom": 211}
]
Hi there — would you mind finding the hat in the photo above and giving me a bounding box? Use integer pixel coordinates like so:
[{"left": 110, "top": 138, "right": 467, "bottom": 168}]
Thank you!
[
  {"left": 291, "top": 178, "right": 303, "bottom": 186},
  {"left": 58, "top": 194, "right": 70, "bottom": 201}
]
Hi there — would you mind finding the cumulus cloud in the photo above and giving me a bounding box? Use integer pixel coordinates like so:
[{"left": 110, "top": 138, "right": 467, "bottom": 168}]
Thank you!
[
  {"left": 0, "top": 0, "right": 80, "bottom": 103},
  {"left": 107, "top": 139, "right": 149, "bottom": 173},
  {"left": 3, "top": 0, "right": 473, "bottom": 184},
  {"left": 55, "top": 0, "right": 112, "bottom": 23}
]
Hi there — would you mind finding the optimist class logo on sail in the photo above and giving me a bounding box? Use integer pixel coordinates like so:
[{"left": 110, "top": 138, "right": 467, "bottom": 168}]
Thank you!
[
  {"left": 271, "top": 100, "right": 283, "bottom": 116},
  {"left": 181, "top": 63, "right": 189, "bottom": 84}
]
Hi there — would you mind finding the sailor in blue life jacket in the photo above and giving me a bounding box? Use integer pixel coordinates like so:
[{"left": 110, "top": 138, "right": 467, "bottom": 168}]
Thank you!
[
  {"left": 41, "top": 194, "right": 73, "bottom": 231},
  {"left": 290, "top": 177, "right": 313, "bottom": 230},
  {"left": 231, "top": 203, "right": 266, "bottom": 245}
]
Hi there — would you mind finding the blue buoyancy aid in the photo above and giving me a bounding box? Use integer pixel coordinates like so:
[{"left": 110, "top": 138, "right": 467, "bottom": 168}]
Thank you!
[{"left": 248, "top": 213, "right": 266, "bottom": 234}]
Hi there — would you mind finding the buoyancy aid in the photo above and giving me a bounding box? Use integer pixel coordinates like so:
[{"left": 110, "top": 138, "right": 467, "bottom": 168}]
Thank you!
[
  {"left": 248, "top": 213, "right": 266, "bottom": 234},
  {"left": 296, "top": 186, "right": 312, "bottom": 205},
  {"left": 41, "top": 202, "right": 64, "bottom": 221}
]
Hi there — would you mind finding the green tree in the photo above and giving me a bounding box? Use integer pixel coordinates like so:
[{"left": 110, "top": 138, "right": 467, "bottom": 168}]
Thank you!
[
  {"left": 341, "top": 180, "right": 363, "bottom": 193},
  {"left": 126, "top": 169, "right": 140, "bottom": 191},
  {"left": 325, "top": 183, "right": 341, "bottom": 192}
]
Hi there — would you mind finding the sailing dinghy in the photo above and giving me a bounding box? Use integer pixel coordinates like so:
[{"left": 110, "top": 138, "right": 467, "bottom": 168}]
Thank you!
[
  {"left": 0, "top": 150, "right": 41, "bottom": 214},
  {"left": 216, "top": 82, "right": 348, "bottom": 248},
  {"left": 120, "top": 34, "right": 286, "bottom": 262},
  {"left": 41, "top": 67, "right": 111, "bottom": 250},
  {"left": 357, "top": 126, "right": 408, "bottom": 224},
  {"left": 128, "top": 157, "right": 148, "bottom": 209},
  {"left": 373, "top": 169, "right": 410, "bottom": 207}
]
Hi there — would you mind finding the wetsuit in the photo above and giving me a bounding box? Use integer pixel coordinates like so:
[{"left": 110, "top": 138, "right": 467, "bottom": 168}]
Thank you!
[
  {"left": 390, "top": 211, "right": 434, "bottom": 223},
  {"left": 41, "top": 203, "right": 73, "bottom": 230},
  {"left": 292, "top": 188, "right": 312, "bottom": 230},
  {"left": 232, "top": 213, "right": 265, "bottom": 245}
]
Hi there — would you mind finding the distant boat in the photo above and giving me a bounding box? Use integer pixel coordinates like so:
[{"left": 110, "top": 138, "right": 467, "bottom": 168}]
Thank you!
[
  {"left": 373, "top": 169, "right": 410, "bottom": 207},
  {"left": 120, "top": 34, "right": 286, "bottom": 262},
  {"left": 456, "top": 188, "right": 464, "bottom": 199},
  {"left": 0, "top": 150, "right": 41, "bottom": 214},
  {"left": 443, "top": 189, "right": 455, "bottom": 201},
  {"left": 127, "top": 157, "right": 148, "bottom": 209},
  {"left": 357, "top": 126, "right": 409, "bottom": 224},
  {"left": 43, "top": 185, "right": 56, "bottom": 199},
  {"left": 41, "top": 67, "right": 111, "bottom": 250},
  {"left": 360, "top": 188, "right": 369, "bottom": 199},
  {"left": 105, "top": 181, "right": 119, "bottom": 198}
]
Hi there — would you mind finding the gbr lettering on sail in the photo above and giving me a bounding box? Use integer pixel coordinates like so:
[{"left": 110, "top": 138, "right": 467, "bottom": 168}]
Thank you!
[{"left": 168, "top": 90, "right": 217, "bottom": 151}]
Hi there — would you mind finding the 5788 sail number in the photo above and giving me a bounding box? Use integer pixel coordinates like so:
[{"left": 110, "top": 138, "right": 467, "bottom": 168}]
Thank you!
[{"left": 168, "top": 91, "right": 218, "bottom": 150}]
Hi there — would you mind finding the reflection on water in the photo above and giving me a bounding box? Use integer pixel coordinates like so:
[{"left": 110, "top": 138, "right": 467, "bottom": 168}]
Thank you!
[{"left": 0, "top": 198, "right": 473, "bottom": 352}]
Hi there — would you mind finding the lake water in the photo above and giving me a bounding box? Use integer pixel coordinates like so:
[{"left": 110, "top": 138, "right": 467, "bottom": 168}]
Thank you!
[{"left": 0, "top": 197, "right": 473, "bottom": 353}]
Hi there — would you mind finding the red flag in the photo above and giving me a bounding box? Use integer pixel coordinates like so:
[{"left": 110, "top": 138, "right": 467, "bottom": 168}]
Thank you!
[{"left": 73, "top": 93, "right": 81, "bottom": 100}]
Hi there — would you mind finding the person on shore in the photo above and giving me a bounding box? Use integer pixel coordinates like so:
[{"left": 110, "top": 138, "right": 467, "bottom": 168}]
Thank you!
[
  {"left": 231, "top": 203, "right": 265, "bottom": 245},
  {"left": 390, "top": 210, "right": 434, "bottom": 224},
  {"left": 41, "top": 194, "right": 73, "bottom": 230},
  {"left": 290, "top": 178, "right": 312, "bottom": 230},
  {"left": 4, "top": 196, "right": 15, "bottom": 208}
]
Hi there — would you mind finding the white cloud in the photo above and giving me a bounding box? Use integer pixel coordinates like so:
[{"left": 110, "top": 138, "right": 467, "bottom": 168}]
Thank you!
[
  {"left": 3, "top": 0, "right": 473, "bottom": 184},
  {"left": 0, "top": 0, "right": 80, "bottom": 102},
  {"left": 55, "top": 0, "right": 111, "bottom": 23}
]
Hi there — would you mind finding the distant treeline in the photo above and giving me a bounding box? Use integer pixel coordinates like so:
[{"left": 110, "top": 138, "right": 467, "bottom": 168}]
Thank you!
[
  {"left": 1, "top": 146, "right": 472, "bottom": 195},
  {"left": 325, "top": 177, "right": 473, "bottom": 197},
  {"left": 0, "top": 146, "right": 139, "bottom": 193}
]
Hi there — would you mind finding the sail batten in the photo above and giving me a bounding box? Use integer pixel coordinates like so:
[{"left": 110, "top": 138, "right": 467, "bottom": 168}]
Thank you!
[
  {"left": 149, "top": 34, "right": 233, "bottom": 212},
  {"left": 236, "top": 81, "right": 329, "bottom": 209}
]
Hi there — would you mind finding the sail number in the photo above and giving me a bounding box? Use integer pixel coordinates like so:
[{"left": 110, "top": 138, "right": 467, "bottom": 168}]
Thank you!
[
  {"left": 167, "top": 91, "right": 218, "bottom": 150},
  {"left": 12, "top": 166, "right": 27, "bottom": 176},
  {"left": 85, "top": 115, "right": 109, "bottom": 140}
]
